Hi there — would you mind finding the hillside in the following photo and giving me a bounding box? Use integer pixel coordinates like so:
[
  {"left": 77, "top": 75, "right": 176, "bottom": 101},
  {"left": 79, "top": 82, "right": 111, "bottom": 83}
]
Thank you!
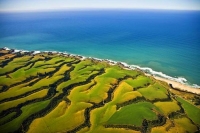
[{"left": 0, "top": 48, "right": 200, "bottom": 133}]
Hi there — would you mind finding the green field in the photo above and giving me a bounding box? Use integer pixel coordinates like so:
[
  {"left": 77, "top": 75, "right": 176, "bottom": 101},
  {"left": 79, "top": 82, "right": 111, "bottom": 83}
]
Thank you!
[
  {"left": 106, "top": 102, "right": 159, "bottom": 126},
  {"left": 176, "top": 96, "right": 200, "bottom": 125},
  {"left": 0, "top": 49, "right": 200, "bottom": 133}
]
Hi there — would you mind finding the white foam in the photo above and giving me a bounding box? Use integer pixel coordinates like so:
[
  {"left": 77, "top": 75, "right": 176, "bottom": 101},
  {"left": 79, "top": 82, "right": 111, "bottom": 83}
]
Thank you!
[
  {"left": 2, "top": 46, "right": 200, "bottom": 88},
  {"left": 33, "top": 51, "right": 41, "bottom": 54},
  {"left": 21, "top": 50, "right": 29, "bottom": 53},
  {"left": 52, "top": 51, "right": 58, "bottom": 54},
  {"left": 93, "top": 57, "right": 102, "bottom": 61},
  {"left": 192, "top": 84, "right": 200, "bottom": 88},
  {"left": 4, "top": 47, "right": 10, "bottom": 50},
  {"left": 14, "top": 49, "right": 21, "bottom": 53}
]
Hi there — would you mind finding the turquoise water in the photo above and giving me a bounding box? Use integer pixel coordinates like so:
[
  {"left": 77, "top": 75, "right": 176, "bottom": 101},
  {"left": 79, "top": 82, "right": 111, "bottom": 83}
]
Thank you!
[{"left": 0, "top": 10, "right": 200, "bottom": 86}]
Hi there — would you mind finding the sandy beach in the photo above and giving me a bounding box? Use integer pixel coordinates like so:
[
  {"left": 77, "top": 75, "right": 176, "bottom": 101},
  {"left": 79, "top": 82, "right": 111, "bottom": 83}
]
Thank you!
[{"left": 154, "top": 76, "right": 200, "bottom": 95}]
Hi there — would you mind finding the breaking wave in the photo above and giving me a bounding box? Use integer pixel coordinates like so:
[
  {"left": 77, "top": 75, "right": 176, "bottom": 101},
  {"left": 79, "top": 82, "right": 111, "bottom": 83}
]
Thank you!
[{"left": 3, "top": 47, "right": 200, "bottom": 89}]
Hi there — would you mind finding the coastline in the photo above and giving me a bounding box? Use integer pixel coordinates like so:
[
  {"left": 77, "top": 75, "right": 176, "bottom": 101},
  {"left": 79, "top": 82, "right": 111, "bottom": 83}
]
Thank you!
[
  {"left": 154, "top": 76, "right": 200, "bottom": 95},
  {"left": 1, "top": 47, "right": 200, "bottom": 95}
]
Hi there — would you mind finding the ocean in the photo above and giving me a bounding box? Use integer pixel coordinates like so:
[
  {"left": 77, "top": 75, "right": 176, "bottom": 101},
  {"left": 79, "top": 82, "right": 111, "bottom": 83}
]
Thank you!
[{"left": 0, "top": 9, "right": 200, "bottom": 87}]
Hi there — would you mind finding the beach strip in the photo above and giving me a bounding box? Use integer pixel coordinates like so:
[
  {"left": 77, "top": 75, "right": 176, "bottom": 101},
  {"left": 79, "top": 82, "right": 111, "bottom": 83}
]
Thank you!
[{"left": 154, "top": 76, "right": 200, "bottom": 95}]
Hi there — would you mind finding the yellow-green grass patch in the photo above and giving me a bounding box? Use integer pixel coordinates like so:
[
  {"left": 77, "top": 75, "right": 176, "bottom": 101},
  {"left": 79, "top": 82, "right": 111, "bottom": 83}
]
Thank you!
[
  {"left": 86, "top": 67, "right": 137, "bottom": 104},
  {"left": 23, "top": 67, "right": 55, "bottom": 77},
  {"left": 112, "top": 80, "right": 142, "bottom": 104},
  {"left": 176, "top": 96, "right": 200, "bottom": 125},
  {"left": 0, "top": 100, "right": 50, "bottom": 133},
  {"left": 53, "top": 64, "right": 71, "bottom": 76},
  {"left": 68, "top": 80, "right": 96, "bottom": 103},
  {"left": 30, "top": 55, "right": 45, "bottom": 61},
  {"left": 125, "top": 75, "right": 153, "bottom": 89},
  {"left": 0, "top": 111, "right": 16, "bottom": 125},
  {"left": 28, "top": 101, "right": 91, "bottom": 133},
  {"left": 87, "top": 126, "right": 140, "bottom": 133},
  {"left": 103, "top": 66, "right": 133, "bottom": 79},
  {"left": 116, "top": 91, "right": 142, "bottom": 104},
  {"left": 88, "top": 78, "right": 116, "bottom": 103},
  {"left": 151, "top": 119, "right": 174, "bottom": 133},
  {"left": 168, "top": 117, "right": 198, "bottom": 133},
  {"left": 32, "top": 56, "right": 62, "bottom": 68},
  {"left": 56, "top": 70, "right": 98, "bottom": 93},
  {"left": 0, "top": 78, "right": 39, "bottom": 101},
  {"left": 72, "top": 59, "right": 94, "bottom": 71},
  {"left": 90, "top": 103, "right": 117, "bottom": 131},
  {"left": 0, "top": 55, "right": 32, "bottom": 74},
  {"left": 0, "top": 89, "right": 48, "bottom": 111},
  {"left": 0, "top": 76, "right": 19, "bottom": 86},
  {"left": 9, "top": 63, "right": 33, "bottom": 79},
  {"left": 138, "top": 83, "right": 168, "bottom": 101},
  {"left": 0, "top": 75, "right": 63, "bottom": 102},
  {"left": 11, "top": 55, "right": 32, "bottom": 63},
  {"left": 154, "top": 100, "right": 181, "bottom": 116},
  {"left": 106, "top": 102, "right": 159, "bottom": 127}
]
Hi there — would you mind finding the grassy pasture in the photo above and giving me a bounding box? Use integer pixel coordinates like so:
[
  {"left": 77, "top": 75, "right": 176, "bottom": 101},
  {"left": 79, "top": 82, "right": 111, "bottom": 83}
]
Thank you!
[
  {"left": 125, "top": 75, "right": 153, "bottom": 89},
  {"left": 0, "top": 78, "right": 39, "bottom": 101},
  {"left": 151, "top": 119, "right": 174, "bottom": 133},
  {"left": 0, "top": 65, "right": 57, "bottom": 86},
  {"left": 0, "top": 50, "right": 200, "bottom": 133},
  {"left": 112, "top": 80, "right": 142, "bottom": 104},
  {"left": 0, "top": 100, "right": 50, "bottom": 133},
  {"left": 28, "top": 101, "right": 92, "bottom": 133},
  {"left": 176, "top": 96, "right": 200, "bottom": 125},
  {"left": 138, "top": 83, "right": 168, "bottom": 101},
  {"left": 154, "top": 100, "right": 180, "bottom": 116},
  {"left": 106, "top": 102, "right": 159, "bottom": 126},
  {"left": 68, "top": 80, "right": 96, "bottom": 103},
  {"left": 53, "top": 64, "right": 70, "bottom": 76},
  {"left": 0, "top": 111, "right": 16, "bottom": 125},
  {"left": 32, "top": 56, "right": 61, "bottom": 68},
  {"left": 0, "top": 89, "right": 48, "bottom": 111},
  {"left": 86, "top": 126, "right": 140, "bottom": 133},
  {"left": 87, "top": 66, "right": 139, "bottom": 104},
  {"left": 56, "top": 60, "right": 103, "bottom": 93},
  {"left": 166, "top": 117, "right": 198, "bottom": 133},
  {"left": 0, "top": 76, "right": 19, "bottom": 86},
  {"left": 0, "top": 75, "right": 63, "bottom": 102},
  {"left": 90, "top": 103, "right": 117, "bottom": 131},
  {"left": 0, "top": 55, "right": 32, "bottom": 75},
  {"left": 56, "top": 70, "right": 98, "bottom": 94}
]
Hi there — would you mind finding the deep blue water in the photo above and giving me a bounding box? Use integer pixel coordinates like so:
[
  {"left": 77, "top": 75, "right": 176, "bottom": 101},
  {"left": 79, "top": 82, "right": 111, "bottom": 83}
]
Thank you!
[{"left": 0, "top": 10, "right": 200, "bottom": 86}]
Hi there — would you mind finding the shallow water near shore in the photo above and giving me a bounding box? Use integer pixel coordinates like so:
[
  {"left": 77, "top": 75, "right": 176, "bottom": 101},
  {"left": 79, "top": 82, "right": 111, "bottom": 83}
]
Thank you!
[{"left": 0, "top": 9, "right": 200, "bottom": 87}]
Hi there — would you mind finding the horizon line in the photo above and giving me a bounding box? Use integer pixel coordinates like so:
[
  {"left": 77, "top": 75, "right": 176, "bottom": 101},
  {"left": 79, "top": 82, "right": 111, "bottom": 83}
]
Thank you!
[{"left": 0, "top": 7, "right": 200, "bottom": 13}]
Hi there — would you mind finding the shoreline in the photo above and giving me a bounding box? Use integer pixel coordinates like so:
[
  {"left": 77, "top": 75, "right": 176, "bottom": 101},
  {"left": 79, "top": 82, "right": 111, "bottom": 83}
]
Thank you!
[
  {"left": 154, "top": 76, "right": 200, "bottom": 95},
  {"left": 1, "top": 47, "right": 200, "bottom": 94}
]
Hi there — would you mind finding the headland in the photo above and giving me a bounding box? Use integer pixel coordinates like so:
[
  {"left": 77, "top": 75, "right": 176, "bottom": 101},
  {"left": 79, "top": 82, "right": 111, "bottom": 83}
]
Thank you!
[{"left": 0, "top": 47, "right": 200, "bottom": 133}]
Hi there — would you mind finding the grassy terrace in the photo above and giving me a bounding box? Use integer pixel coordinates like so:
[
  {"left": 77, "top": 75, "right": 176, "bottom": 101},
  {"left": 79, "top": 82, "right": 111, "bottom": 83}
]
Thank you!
[{"left": 0, "top": 49, "right": 200, "bottom": 133}]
